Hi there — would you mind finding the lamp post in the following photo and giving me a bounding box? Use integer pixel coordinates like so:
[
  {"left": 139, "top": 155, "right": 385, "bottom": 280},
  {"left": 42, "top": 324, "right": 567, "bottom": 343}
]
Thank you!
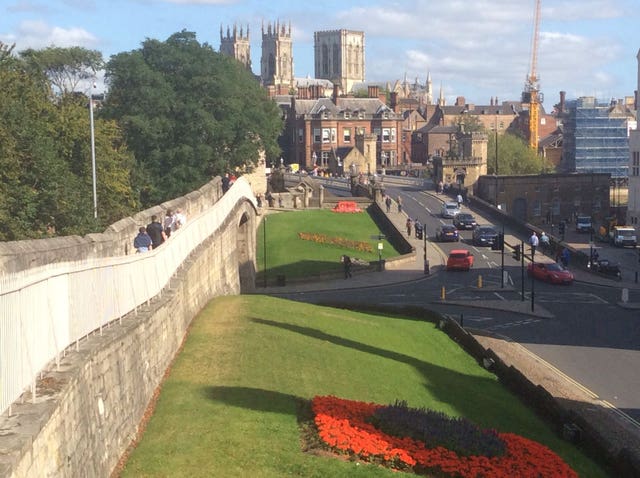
[
  {"left": 263, "top": 216, "right": 267, "bottom": 288},
  {"left": 89, "top": 83, "right": 98, "bottom": 219}
]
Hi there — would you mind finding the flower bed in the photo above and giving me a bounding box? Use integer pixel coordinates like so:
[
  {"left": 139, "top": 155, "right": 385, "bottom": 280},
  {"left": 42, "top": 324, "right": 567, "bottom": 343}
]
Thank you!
[
  {"left": 298, "top": 232, "right": 373, "bottom": 253},
  {"left": 310, "top": 395, "right": 577, "bottom": 477}
]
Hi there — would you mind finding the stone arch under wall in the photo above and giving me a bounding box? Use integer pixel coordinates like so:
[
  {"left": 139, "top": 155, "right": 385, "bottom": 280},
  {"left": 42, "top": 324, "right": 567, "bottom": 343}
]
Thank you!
[
  {"left": 513, "top": 197, "right": 527, "bottom": 222},
  {"left": 237, "top": 208, "right": 257, "bottom": 293}
]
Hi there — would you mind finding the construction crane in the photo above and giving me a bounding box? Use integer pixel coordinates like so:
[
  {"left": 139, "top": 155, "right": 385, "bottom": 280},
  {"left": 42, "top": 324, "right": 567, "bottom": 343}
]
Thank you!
[{"left": 522, "top": 0, "right": 543, "bottom": 151}]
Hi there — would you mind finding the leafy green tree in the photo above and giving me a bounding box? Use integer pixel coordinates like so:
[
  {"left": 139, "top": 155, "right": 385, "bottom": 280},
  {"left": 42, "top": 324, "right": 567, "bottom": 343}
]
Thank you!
[
  {"left": 20, "top": 46, "right": 103, "bottom": 95},
  {"left": 103, "top": 30, "right": 282, "bottom": 206},
  {"left": 487, "top": 132, "right": 547, "bottom": 175},
  {"left": 451, "top": 113, "right": 484, "bottom": 133}
]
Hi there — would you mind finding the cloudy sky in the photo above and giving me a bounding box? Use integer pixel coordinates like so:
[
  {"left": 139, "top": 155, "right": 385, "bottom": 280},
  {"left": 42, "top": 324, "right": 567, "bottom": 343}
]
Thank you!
[{"left": 1, "top": 0, "right": 639, "bottom": 107}]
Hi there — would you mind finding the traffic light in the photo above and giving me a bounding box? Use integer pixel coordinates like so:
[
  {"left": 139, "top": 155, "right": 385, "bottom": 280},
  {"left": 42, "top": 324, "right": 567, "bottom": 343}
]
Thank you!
[
  {"left": 492, "top": 233, "right": 504, "bottom": 251},
  {"left": 512, "top": 244, "right": 521, "bottom": 261}
]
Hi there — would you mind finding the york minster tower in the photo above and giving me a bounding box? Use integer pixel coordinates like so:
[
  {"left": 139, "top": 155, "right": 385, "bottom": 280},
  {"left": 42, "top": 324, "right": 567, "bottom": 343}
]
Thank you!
[
  {"left": 260, "top": 20, "right": 294, "bottom": 94},
  {"left": 314, "top": 29, "right": 365, "bottom": 94},
  {"left": 219, "top": 24, "right": 252, "bottom": 70}
]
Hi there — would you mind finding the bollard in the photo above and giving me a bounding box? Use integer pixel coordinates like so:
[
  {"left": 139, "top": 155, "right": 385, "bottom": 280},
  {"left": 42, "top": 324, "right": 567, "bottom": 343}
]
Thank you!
[
  {"left": 441, "top": 286, "right": 446, "bottom": 300},
  {"left": 477, "top": 274, "right": 483, "bottom": 288}
]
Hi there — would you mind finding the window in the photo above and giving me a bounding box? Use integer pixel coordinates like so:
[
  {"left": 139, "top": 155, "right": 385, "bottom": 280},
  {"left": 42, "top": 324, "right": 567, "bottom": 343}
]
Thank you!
[
  {"left": 322, "top": 128, "right": 330, "bottom": 143},
  {"left": 382, "top": 128, "right": 390, "bottom": 143},
  {"left": 343, "top": 128, "right": 351, "bottom": 143},
  {"left": 321, "top": 151, "right": 329, "bottom": 166},
  {"left": 322, "top": 111, "right": 328, "bottom": 119},
  {"left": 344, "top": 111, "right": 351, "bottom": 119},
  {"left": 358, "top": 111, "right": 364, "bottom": 119},
  {"left": 552, "top": 198, "right": 560, "bottom": 216},
  {"left": 314, "top": 128, "right": 321, "bottom": 143},
  {"left": 391, "top": 128, "right": 396, "bottom": 143},
  {"left": 298, "top": 128, "right": 304, "bottom": 143},
  {"left": 331, "top": 128, "right": 336, "bottom": 143},
  {"left": 532, "top": 200, "right": 541, "bottom": 217},
  {"left": 541, "top": 118, "right": 546, "bottom": 125},
  {"left": 374, "top": 128, "right": 381, "bottom": 141}
]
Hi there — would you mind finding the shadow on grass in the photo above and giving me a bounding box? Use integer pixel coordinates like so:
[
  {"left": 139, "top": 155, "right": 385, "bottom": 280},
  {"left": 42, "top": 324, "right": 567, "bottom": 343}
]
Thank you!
[{"left": 202, "top": 385, "right": 302, "bottom": 415}]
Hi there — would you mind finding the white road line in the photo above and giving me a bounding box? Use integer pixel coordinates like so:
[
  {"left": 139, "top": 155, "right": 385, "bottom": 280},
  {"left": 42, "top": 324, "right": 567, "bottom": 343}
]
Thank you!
[{"left": 494, "top": 292, "right": 507, "bottom": 301}]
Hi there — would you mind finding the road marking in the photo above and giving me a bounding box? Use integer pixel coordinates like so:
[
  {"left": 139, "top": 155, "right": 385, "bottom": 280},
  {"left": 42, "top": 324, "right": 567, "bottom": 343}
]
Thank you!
[
  {"left": 465, "top": 316, "right": 495, "bottom": 322},
  {"left": 490, "top": 319, "right": 541, "bottom": 330},
  {"left": 494, "top": 292, "right": 507, "bottom": 301}
]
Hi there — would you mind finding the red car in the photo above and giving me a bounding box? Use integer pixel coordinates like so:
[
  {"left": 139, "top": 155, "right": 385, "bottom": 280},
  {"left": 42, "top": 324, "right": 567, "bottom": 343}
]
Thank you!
[
  {"left": 527, "top": 262, "right": 574, "bottom": 284},
  {"left": 447, "top": 249, "right": 474, "bottom": 271}
]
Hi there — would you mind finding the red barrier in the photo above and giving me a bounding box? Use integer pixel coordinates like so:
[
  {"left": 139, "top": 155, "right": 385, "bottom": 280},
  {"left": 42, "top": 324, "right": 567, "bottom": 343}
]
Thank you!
[{"left": 332, "top": 201, "right": 362, "bottom": 213}]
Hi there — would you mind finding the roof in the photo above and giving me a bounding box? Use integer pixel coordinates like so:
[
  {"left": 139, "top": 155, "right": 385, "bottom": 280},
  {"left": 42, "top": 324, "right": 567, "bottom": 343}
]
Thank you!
[{"left": 293, "top": 97, "right": 396, "bottom": 117}]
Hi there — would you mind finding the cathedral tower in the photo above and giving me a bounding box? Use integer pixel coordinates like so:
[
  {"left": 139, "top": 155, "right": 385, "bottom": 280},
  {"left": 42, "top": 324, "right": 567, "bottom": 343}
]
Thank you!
[
  {"left": 260, "top": 20, "right": 294, "bottom": 93},
  {"left": 314, "top": 29, "right": 365, "bottom": 94},
  {"left": 219, "top": 24, "right": 252, "bottom": 71}
]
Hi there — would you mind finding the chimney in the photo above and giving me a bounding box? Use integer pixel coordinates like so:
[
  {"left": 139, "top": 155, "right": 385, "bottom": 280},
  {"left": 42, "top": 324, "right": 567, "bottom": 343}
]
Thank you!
[
  {"left": 455, "top": 96, "right": 465, "bottom": 107},
  {"left": 368, "top": 85, "right": 379, "bottom": 98},
  {"left": 559, "top": 91, "right": 566, "bottom": 113},
  {"left": 332, "top": 83, "right": 339, "bottom": 104},
  {"left": 390, "top": 92, "right": 398, "bottom": 111}
]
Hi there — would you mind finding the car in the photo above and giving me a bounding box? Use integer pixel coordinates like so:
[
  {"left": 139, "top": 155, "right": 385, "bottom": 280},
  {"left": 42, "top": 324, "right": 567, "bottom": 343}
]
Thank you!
[
  {"left": 435, "top": 224, "right": 460, "bottom": 242},
  {"left": 472, "top": 225, "right": 498, "bottom": 246},
  {"left": 527, "top": 262, "right": 574, "bottom": 284},
  {"left": 446, "top": 249, "right": 474, "bottom": 271},
  {"left": 453, "top": 213, "right": 477, "bottom": 230},
  {"left": 440, "top": 202, "right": 461, "bottom": 218}
]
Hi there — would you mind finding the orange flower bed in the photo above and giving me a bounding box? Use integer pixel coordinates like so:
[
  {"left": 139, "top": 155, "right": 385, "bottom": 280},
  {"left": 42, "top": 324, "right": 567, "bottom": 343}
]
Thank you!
[
  {"left": 298, "top": 232, "right": 373, "bottom": 253},
  {"left": 311, "top": 395, "right": 577, "bottom": 478}
]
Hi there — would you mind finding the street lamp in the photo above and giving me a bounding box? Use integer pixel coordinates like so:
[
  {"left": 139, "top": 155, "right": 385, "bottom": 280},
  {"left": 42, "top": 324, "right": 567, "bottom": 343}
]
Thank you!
[{"left": 89, "top": 83, "right": 98, "bottom": 219}]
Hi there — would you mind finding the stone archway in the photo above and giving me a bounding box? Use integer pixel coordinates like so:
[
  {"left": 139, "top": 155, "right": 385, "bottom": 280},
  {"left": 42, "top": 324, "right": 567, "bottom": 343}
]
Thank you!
[{"left": 236, "top": 208, "right": 256, "bottom": 293}]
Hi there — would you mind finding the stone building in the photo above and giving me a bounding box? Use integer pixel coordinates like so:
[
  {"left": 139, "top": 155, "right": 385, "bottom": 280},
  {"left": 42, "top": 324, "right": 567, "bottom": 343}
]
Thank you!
[
  {"left": 219, "top": 24, "right": 251, "bottom": 70},
  {"left": 475, "top": 172, "right": 610, "bottom": 226},
  {"left": 261, "top": 20, "right": 294, "bottom": 95},
  {"left": 431, "top": 130, "right": 488, "bottom": 194},
  {"left": 314, "top": 29, "right": 365, "bottom": 94}
]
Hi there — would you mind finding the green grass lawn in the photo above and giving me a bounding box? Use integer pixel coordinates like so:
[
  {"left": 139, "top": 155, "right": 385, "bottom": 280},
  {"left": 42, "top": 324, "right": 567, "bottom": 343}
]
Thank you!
[
  {"left": 256, "top": 208, "right": 399, "bottom": 280},
  {"left": 121, "top": 295, "right": 608, "bottom": 477}
]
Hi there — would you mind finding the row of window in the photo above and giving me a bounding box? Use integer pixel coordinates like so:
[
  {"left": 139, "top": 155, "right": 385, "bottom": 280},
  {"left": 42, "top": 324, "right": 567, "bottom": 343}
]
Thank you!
[
  {"left": 530, "top": 197, "right": 603, "bottom": 217},
  {"left": 632, "top": 151, "right": 640, "bottom": 177},
  {"left": 310, "top": 150, "right": 398, "bottom": 167},
  {"left": 305, "top": 127, "right": 397, "bottom": 144}
]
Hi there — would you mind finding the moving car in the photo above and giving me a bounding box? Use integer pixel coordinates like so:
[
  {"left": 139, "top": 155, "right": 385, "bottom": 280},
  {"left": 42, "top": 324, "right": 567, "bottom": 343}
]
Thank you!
[
  {"left": 575, "top": 215, "right": 592, "bottom": 233},
  {"left": 435, "top": 225, "right": 460, "bottom": 242},
  {"left": 472, "top": 225, "right": 498, "bottom": 246},
  {"left": 440, "top": 202, "right": 461, "bottom": 218},
  {"left": 453, "top": 213, "right": 477, "bottom": 230},
  {"left": 527, "top": 262, "right": 574, "bottom": 284},
  {"left": 446, "top": 249, "right": 474, "bottom": 271}
]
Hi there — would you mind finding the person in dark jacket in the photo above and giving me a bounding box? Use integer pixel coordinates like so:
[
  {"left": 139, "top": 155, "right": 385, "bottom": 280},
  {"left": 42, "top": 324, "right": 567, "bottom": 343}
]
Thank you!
[
  {"left": 146, "top": 215, "right": 166, "bottom": 249},
  {"left": 133, "top": 227, "right": 152, "bottom": 253}
]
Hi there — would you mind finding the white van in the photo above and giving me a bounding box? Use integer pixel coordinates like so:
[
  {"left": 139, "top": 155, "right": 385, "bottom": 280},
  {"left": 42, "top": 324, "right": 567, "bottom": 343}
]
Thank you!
[{"left": 441, "top": 202, "right": 461, "bottom": 218}]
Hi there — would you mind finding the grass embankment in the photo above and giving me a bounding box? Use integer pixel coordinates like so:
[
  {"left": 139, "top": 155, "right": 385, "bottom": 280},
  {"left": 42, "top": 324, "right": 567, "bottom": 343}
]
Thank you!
[
  {"left": 256, "top": 208, "right": 399, "bottom": 281},
  {"left": 121, "top": 296, "right": 607, "bottom": 477}
]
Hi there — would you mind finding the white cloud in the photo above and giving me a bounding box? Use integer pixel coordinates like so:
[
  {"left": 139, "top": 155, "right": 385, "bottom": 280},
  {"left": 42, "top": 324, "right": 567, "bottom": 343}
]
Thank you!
[{"left": 5, "top": 20, "right": 99, "bottom": 51}]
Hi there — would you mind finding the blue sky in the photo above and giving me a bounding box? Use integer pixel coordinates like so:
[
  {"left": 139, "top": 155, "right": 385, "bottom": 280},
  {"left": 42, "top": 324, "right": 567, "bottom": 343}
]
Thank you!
[{"left": 1, "top": 0, "right": 639, "bottom": 108}]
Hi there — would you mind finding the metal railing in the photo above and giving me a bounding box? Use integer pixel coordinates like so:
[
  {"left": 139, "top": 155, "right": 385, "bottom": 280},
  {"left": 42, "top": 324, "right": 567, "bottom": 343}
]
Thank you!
[{"left": 0, "top": 178, "right": 256, "bottom": 416}]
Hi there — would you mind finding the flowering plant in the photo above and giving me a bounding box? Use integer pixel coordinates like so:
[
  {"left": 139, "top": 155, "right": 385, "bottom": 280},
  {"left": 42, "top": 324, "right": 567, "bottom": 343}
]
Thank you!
[
  {"left": 310, "top": 395, "right": 577, "bottom": 478},
  {"left": 298, "top": 232, "right": 373, "bottom": 252}
]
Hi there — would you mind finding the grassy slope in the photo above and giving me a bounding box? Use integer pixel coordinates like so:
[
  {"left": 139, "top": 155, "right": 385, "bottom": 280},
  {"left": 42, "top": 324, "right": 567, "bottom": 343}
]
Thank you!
[
  {"left": 256, "top": 209, "right": 398, "bottom": 279},
  {"left": 121, "top": 295, "right": 607, "bottom": 477}
]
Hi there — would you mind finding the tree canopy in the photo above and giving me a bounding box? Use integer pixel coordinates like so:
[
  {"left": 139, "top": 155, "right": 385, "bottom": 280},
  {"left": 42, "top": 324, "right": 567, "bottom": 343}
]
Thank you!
[
  {"left": 103, "top": 30, "right": 282, "bottom": 206},
  {"left": 487, "top": 132, "right": 547, "bottom": 175}
]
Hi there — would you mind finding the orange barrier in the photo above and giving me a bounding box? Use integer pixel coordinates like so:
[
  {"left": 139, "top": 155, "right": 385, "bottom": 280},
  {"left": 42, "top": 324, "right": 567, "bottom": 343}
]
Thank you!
[{"left": 332, "top": 201, "right": 362, "bottom": 213}]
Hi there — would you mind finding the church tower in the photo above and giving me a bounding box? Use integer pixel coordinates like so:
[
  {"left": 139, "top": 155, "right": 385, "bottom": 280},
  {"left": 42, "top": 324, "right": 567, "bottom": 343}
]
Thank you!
[
  {"left": 426, "top": 71, "right": 433, "bottom": 105},
  {"left": 260, "top": 20, "right": 294, "bottom": 94},
  {"left": 219, "top": 24, "right": 251, "bottom": 71},
  {"left": 314, "top": 29, "right": 365, "bottom": 94}
]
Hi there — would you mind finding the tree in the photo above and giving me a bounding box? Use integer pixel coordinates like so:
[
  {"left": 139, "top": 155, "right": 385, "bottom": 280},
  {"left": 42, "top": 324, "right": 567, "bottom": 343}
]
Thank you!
[
  {"left": 451, "top": 113, "right": 484, "bottom": 133},
  {"left": 487, "top": 132, "right": 546, "bottom": 175},
  {"left": 103, "top": 30, "right": 282, "bottom": 206},
  {"left": 20, "top": 46, "right": 103, "bottom": 95}
]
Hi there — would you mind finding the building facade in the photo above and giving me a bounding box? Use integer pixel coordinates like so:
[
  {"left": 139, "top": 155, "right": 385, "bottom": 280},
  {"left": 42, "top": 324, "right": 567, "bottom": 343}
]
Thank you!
[
  {"left": 314, "top": 30, "right": 365, "bottom": 94},
  {"left": 627, "top": 49, "right": 640, "bottom": 227},
  {"left": 284, "top": 86, "right": 403, "bottom": 175},
  {"left": 431, "top": 131, "right": 488, "bottom": 194},
  {"left": 219, "top": 24, "right": 251, "bottom": 70},
  {"left": 261, "top": 20, "right": 294, "bottom": 94},
  {"left": 563, "top": 96, "right": 636, "bottom": 178},
  {"left": 475, "top": 173, "right": 611, "bottom": 227}
]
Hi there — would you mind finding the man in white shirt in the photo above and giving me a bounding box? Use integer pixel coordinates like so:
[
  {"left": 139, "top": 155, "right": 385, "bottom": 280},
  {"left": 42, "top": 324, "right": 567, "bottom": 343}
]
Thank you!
[{"left": 529, "top": 231, "right": 539, "bottom": 258}]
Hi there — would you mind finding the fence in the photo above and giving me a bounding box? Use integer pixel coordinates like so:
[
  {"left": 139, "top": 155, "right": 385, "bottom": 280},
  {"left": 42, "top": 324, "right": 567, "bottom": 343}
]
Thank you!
[{"left": 0, "top": 178, "right": 256, "bottom": 417}]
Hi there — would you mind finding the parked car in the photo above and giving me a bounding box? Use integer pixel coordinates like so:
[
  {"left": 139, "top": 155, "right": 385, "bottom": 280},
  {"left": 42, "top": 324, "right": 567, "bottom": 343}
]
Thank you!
[
  {"left": 472, "top": 225, "right": 498, "bottom": 246},
  {"left": 453, "top": 213, "right": 477, "bottom": 230},
  {"left": 435, "top": 225, "right": 460, "bottom": 242},
  {"left": 440, "top": 202, "right": 461, "bottom": 218},
  {"left": 527, "top": 262, "right": 574, "bottom": 284},
  {"left": 446, "top": 249, "right": 474, "bottom": 271}
]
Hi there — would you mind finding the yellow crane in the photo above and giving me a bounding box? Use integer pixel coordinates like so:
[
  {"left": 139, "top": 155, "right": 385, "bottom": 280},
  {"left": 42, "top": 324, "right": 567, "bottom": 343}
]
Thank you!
[{"left": 522, "top": 0, "right": 543, "bottom": 151}]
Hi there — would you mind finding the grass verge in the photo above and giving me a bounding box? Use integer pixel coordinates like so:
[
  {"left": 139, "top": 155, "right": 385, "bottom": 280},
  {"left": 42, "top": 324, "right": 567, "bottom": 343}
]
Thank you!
[{"left": 120, "top": 295, "right": 608, "bottom": 477}]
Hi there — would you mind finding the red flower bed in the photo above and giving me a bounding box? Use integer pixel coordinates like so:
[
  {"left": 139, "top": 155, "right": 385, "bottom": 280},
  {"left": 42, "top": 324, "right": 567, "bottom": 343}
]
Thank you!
[{"left": 311, "top": 395, "right": 577, "bottom": 478}]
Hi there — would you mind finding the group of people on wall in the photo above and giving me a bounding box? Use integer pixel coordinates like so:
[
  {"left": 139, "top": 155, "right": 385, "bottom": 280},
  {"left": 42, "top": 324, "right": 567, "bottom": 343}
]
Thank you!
[{"left": 133, "top": 208, "right": 187, "bottom": 253}]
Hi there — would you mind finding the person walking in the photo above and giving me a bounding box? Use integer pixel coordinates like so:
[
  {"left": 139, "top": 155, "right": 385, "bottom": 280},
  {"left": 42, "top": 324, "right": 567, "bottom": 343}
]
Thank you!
[
  {"left": 133, "top": 227, "right": 152, "bottom": 253},
  {"left": 529, "top": 231, "right": 539, "bottom": 258},
  {"left": 540, "top": 231, "right": 550, "bottom": 252},
  {"left": 561, "top": 247, "right": 570, "bottom": 268},
  {"left": 163, "top": 209, "right": 175, "bottom": 238},
  {"left": 397, "top": 195, "right": 403, "bottom": 214},
  {"left": 385, "top": 196, "right": 392, "bottom": 213},
  {"left": 342, "top": 255, "right": 352, "bottom": 279},
  {"left": 406, "top": 218, "right": 413, "bottom": 237},
  {"left": 456, "top": 193, "right": 463, "bottom": 208},
  {"left": 146, "top": 215, "right": 166, "bottom": 249}
]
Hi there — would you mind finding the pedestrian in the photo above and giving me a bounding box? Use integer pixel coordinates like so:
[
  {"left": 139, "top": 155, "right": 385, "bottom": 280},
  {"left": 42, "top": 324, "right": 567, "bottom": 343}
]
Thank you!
[
  {"left": 164, "top": 209, "right": 175, "bottom": 238},
  {"left": 561, "top": 247, "right": 570, "bottom": 268},
  {"left": 146, "top": 215, "right": 166, "bottom": 249},
  {"left": 174, "top": 208, "right": 187, "bottom": 230},
  {"left": 529, "top": 231, "right": 539, "bottom": 258},
  {"left": 133, "top": 226, "right": 152, "bottom": 253},
  {"left": 222, "top": 173, "right": 230, "bottom": 193},
  {"left": 437, "top": 180, "right": 443, "bottom": 193},
  {"left": 406, "top": 217, "right": 413, "bottom": 237},
  {"left": 397, "top": 195, "right": 402, "bottom": 214},
  {"left": 540, "top": 231, "right": 550, "bottom": 252},
  {"left": 456, "top": 193, "right": 463, "bottom": 208},
  {"left": 342, "top": 255, "right": 352, "bottom": 278},
  {"left": 385, "top": 196, "right": 392, "bottom": 213}
]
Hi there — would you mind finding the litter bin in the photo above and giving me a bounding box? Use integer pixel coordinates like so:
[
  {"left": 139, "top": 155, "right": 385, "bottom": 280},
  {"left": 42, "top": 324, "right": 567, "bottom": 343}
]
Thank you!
[{"left": 276, "top": 274, "right": 286, "bottom": 286}]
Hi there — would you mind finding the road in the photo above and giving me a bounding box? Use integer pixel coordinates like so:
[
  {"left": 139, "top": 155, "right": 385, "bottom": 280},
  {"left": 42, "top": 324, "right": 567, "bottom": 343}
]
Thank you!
[{"left": 282, "top": 174, "right": 640, "bottom": 426}]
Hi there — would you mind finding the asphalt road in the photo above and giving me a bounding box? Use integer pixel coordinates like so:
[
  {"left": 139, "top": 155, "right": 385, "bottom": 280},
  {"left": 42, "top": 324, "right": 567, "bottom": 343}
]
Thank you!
[{"left": 284, "top": 176, "right": 640, "bottom": 426}]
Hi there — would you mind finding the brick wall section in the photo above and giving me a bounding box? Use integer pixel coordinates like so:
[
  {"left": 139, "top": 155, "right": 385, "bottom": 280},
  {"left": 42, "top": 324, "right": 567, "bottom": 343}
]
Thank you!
[{"left": 0, "top": 199, "right": 256, "bottom": 478}]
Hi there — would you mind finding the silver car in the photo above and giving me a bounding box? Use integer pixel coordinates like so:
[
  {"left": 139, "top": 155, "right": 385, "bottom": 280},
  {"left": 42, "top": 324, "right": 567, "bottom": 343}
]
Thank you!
[{"left": 441, "top": 202, "right": 461, "bottom": 218}]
